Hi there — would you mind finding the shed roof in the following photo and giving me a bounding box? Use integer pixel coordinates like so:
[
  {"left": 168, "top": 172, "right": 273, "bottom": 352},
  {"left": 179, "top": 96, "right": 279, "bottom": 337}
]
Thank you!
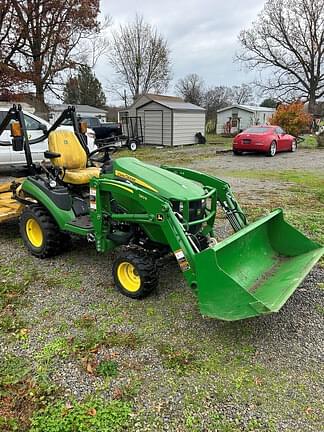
[
  {"left": 49, "top": 104, "right": 107, "bottom": 113},
  {"left": 217, "top": 104, "right": 275, "bottom": 114},
  {"left": 130, "top": 93, "right": 205, "bottom": 111},
  {"left": 144, "top": 94, "right": 183, "bottom": 103},
  {"left": 139, "top": 99, "right": 205, "bottom": 111}
]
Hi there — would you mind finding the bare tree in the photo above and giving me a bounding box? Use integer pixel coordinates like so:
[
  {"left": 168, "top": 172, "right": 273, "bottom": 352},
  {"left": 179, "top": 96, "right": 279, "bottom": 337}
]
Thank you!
[
  {"left": 203, "top": 86, "right": 231, "bottom": 120},
  {"left": 175, "top": 73, "right": 205, "bottom": 105},
  {"left": 7, "top": 0, "right": 100, "bottom": 104},
  {"left": 78, "top": 15, "right": 111, "bottom": 69},
  {"left": 109, "top": 15, "right": 172, "bottom": 100},
  {"left": 230, "top": 84, "right": 254, "bottom": 105},
  {"left": 236, "top": 0, "right": 324, "bottom": 112}
]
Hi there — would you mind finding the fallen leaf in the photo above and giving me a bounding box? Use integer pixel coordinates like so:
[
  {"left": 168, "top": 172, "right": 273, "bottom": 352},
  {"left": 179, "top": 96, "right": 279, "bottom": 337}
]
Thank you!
[
  {"left": 86, "top": 363, "right": 94, "bottom": 374},
  {"left": 305, "top": 407, "right": 313, "bottom": 415},
  {"left": 113, "top": 387, "right": 123, "bottom": 400},
  {"left": 255, "top": 377, "right": 262, "bottom": 386},
  {"left": 87, "top": 408, "right": 96, "bottom": 416}
]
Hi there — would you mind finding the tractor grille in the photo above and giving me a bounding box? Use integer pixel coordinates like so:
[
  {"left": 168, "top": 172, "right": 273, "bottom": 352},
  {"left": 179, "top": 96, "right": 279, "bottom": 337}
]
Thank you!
[{"left": 171, "top": 199, "right": 206, "bottom": 234}]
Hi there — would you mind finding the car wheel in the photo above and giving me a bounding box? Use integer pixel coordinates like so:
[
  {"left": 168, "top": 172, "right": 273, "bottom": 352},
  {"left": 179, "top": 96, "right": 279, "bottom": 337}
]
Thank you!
[
  {"left": 233, "top": 150, "right": 242, "bottom": 156},
  {"left": 267, "top": 141, "right": 277, "bottom": 157},
  {"left": 290, "top": 140, "right": 297, "bottom": 152}
]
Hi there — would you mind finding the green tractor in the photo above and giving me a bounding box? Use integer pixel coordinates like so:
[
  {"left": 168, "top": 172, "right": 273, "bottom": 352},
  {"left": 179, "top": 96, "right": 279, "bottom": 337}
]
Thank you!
[{"left": 0, "top": 105, "right": 323, "bottom": 321}]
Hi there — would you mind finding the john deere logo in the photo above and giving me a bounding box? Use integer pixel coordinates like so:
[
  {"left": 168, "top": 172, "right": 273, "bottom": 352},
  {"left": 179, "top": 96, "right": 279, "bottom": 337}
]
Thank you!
[{"left": 64, "top": 139, "right": 68, "bottom": 144}]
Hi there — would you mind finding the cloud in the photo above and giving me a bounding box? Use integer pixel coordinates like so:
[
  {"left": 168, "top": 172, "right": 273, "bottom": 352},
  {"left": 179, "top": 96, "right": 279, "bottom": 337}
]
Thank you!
[{"left": 97, "top": 0, "right": 266, "bottom": 103}]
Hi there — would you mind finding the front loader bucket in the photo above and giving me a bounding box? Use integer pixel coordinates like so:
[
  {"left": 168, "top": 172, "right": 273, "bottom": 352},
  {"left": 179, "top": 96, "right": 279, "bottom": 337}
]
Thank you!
[{"left": 195, "top": 209, "right": 323, "bottom": 321}]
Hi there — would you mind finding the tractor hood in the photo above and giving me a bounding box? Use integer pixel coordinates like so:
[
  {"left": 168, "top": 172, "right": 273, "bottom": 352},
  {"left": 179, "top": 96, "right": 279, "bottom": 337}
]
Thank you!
[{"left": 112, "top": 158, "right": 205, "bottom": 200}]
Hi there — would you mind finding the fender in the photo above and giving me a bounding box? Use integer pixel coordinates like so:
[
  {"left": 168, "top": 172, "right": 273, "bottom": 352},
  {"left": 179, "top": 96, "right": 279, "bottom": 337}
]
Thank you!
[{"left": 21, "top": 178, "right": 75, "bottom": 229}]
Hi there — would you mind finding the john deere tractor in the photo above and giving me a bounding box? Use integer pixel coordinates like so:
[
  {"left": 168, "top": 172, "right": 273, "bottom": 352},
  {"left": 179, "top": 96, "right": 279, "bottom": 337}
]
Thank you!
[{"left": 0, "top": 105, "right": 322, "bottom": 320}]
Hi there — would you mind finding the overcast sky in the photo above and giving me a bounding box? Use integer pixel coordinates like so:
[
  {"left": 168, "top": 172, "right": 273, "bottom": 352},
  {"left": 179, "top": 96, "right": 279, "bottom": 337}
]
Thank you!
[{"left": 97, "top": 0, "right": 267, "bottom": 104}]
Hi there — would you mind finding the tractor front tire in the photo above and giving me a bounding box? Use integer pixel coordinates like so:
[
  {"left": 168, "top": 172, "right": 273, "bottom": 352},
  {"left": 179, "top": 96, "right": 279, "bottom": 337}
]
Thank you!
[
  {"left": 113, "top": 249, "right": 158, "bottom": 299},
  {"left": 20, "top": 205, "right": 62, "bottom": 258}
]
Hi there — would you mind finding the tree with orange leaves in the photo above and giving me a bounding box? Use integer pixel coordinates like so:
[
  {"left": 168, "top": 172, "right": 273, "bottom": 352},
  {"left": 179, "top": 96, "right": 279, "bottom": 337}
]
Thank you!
[{"left": 269, "top": 102, "right": 312, "bottom": 136}]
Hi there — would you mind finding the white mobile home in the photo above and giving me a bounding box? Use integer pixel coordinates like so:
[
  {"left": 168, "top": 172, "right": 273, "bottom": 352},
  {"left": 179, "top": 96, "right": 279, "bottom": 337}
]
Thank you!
[
  {"left": 119, "top": 94, "right": 206, "bottom": 146},
  {"left": 216, "top": 105, "right": 275, "bottom": 134},
  {"left": 49, "top": 104, "right": 107, "bottom": 123}
]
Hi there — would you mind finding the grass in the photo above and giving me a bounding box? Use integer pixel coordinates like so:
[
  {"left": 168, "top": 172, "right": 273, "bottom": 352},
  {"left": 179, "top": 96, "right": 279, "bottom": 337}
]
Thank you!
[
  {"left": 97, "top": 360, "right": 118, "bottom": 378},
  {"left": 0, "top": 145, "right": 323, "bottom": 431},
  {"left": 298, "top": 134, "right": 319, "bottom": 148},
  {"left": 206, "top": 133, "right": 233, "bottom": 148},
  {"left": 0, "top": 266, "right": 38, "bottom": 334},
  {"left": 223, "top": 169, "right": 324, "bottom": 244},
  {"left": 29, "top": 399, "right": 131, "bottom": 432}
]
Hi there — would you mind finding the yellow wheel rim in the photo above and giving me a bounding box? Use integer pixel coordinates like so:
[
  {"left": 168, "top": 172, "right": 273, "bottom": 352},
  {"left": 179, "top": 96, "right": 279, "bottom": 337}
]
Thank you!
[
  {"left": 117, "top": 262, "right": 141, "bottom": 292},
  {"left": 26, "top": 218, "right": 43, "bottom": 248}
]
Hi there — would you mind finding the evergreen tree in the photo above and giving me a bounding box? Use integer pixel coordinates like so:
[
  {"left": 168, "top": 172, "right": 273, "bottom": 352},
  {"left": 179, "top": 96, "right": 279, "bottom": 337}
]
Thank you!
[
  {"left": 260, "top": 98, "right": 278, "bottom": 108},
  {"left": 63, "top": 65, "right": 106, "bottom": 107}
]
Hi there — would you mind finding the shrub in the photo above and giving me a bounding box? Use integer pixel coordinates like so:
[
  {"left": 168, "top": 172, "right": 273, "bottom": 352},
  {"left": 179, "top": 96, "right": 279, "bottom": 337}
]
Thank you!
[{"left": 269, "top": 102, "right": 312, "bottom": 136}]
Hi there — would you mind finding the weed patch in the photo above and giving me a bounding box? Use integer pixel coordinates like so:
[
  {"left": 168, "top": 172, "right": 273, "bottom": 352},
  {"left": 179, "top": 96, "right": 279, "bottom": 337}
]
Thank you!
[
  {"left": 158, "top": 343, "right": 197, "bottom": 375},
  {"left": 0, "top": 354, "right": 59, "bottom": 431},
  {"left": 71, "top": 329, "right": 140, "bottom": 354},
  {"left": 29, "top": 398, "right": 131, "bottom": 432},
  {"left": 97, "top": 360, "right": 118, "bottom": 378}
]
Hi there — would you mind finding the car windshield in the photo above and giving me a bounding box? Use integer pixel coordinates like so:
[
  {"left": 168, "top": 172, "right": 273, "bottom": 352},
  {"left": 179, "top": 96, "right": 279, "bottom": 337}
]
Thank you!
[{"left": 244, "top": 127, "right": 271, "bottom": 133}]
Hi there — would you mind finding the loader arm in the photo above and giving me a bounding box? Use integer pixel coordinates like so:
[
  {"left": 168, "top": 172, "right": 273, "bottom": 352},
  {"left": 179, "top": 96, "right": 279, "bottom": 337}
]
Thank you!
[
  {"left": 161, "top": 166, "right": 248, "bottom": 231},
  {"left": 90, "top": 177, "right": 202, "bottom": 288}
]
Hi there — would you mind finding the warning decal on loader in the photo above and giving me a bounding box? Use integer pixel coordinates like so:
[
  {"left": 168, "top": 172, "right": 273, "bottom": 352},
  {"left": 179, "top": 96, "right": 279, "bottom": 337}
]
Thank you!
[
  {"left": 89, "top": 188, "right": 96, "bottom": 210},
  {"left": 174, "top": 249, "right": 191, "bottom": 272}
]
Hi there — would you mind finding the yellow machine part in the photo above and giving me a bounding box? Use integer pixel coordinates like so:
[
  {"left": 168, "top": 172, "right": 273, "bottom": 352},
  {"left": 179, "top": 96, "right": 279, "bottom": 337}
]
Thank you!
[{"left": 0, "top": 181, "right": 24, "bottom": 223}]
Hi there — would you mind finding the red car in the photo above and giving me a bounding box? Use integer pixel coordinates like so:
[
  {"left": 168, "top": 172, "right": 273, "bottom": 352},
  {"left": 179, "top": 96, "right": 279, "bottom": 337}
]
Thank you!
[{"left": 232, "top": 125, "right": 297, "bottom": 156}]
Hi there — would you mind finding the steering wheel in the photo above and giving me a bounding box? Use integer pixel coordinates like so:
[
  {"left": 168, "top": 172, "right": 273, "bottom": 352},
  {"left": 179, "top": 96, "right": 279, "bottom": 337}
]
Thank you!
[{"left": 88, "top": 145, "right": 117, "bottom": 164}]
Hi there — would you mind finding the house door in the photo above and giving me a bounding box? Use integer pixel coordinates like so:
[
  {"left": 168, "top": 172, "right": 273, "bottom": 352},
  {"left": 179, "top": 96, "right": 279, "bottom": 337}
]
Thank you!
[{"left": 144, "top": 110, "right": 163, "bottom": 145}]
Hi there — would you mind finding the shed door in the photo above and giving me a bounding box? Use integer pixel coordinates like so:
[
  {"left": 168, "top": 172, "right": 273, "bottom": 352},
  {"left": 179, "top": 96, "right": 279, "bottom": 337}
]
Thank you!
[{"left": 144, "top": 110, "right": 163, "bottom": 145}]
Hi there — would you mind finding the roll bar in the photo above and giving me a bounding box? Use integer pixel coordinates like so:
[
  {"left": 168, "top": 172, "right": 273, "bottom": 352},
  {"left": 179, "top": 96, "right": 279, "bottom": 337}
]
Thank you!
[{"left": 0, "top": 104, "right": 89, "bottom": 174}]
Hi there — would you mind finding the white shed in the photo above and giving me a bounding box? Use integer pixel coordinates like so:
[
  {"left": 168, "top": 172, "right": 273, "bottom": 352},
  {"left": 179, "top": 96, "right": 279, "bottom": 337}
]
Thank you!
[
  {"left": 216, "top": 105, "right": 275, "bottom": 134},
  {"left": 119, "top": 94, "right": 206, "bottom": 146}
]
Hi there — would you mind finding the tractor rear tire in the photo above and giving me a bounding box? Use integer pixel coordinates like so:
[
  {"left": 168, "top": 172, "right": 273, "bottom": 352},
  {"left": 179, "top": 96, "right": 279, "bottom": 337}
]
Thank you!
[
  {"left": 113, "top": 249, "right": 158, "bottom": 299},
  {"left": 20, "top": 205, "right": 62, "bottom": 258}
]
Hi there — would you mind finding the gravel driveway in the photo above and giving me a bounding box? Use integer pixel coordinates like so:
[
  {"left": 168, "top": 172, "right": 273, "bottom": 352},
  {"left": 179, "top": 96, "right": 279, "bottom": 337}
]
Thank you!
[{"left": 0, "top": 147, "right": 323, "bottom": 431}]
